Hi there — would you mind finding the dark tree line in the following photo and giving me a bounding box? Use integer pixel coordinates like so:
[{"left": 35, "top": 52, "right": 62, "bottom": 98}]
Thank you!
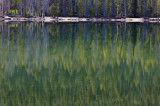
[{"left": 0, "top": 0, "right": 159, "bottom": 17}]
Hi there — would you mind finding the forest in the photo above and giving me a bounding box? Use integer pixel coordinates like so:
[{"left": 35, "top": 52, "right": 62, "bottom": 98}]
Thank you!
[{"left": 0, "top": 0, "right": 160, "bottom": 17}]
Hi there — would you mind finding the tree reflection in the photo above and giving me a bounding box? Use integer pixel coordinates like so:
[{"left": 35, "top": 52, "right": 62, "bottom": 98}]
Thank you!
[{"left": 0, "top": 22, "right": 159, "bottom": 105}]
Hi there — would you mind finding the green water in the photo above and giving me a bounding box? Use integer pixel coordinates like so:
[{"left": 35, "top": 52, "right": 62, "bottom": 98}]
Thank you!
[{"left": 0, "top": 22, "right": 159, "bottom": 106}]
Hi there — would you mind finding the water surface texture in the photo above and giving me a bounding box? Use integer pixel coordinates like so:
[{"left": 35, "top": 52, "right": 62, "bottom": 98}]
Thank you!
[{"left": 0, "top": 22, "right": 160, "bottom": 105}]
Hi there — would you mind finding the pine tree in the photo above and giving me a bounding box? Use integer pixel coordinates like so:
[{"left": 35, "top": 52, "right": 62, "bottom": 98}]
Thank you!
[{"left": 132, "top": 0, "right": 138, "bottom": 17}]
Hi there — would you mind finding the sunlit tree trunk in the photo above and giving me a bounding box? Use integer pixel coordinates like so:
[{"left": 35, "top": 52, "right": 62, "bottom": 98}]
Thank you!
[{"left": 123, "top": 0, "right": 127, "bottom": 17}]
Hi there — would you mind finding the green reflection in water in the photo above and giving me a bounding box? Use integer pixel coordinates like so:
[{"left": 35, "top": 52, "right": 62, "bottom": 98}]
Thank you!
[{"left": 0, "top": 22, "right": 159, "bottom": 106}]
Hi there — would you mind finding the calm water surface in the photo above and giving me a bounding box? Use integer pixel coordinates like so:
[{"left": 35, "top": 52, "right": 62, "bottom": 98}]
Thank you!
[{"left": 0, "top": 22, "right": 159, "bottom": 105}]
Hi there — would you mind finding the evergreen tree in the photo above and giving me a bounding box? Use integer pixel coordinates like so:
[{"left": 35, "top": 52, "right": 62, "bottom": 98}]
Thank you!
[
  {"left": 0, "top": 0, "right": 159, "bottom": 17},
  {"left": 111, "top": 0, "right": 116, "bottom": 17},
  {"left": 132, "top": 0, "right": 138, "bottom": 17}
]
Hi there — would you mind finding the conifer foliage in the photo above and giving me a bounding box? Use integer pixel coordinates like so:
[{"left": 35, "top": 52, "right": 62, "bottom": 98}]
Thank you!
[{"left": 0, "top": 0, "right": 159, "bottom": 17}]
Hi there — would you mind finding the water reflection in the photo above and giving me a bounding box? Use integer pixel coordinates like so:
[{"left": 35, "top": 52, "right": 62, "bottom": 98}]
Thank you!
[{"left": 0, "top": 22, "right": 159, "bottom": 105}]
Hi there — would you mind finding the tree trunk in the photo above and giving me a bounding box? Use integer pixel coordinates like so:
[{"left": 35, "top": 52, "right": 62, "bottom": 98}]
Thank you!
[
  {"left": 95, "top": 0, "right": 98, "bottom": 16},
  {"left": 111, "top": 0, "right": 116, "bottom": 17},
  {"left": 103, "top": 0, "right": 107, "bottom": 17},
  {"left": 123, "top": 0, "right": 127, "bottom": 17}
]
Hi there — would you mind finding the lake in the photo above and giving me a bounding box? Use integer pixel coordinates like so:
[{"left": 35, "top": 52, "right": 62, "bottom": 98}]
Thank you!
[{"left": 0, "top": 22, "right": 159, "bottom": 105}]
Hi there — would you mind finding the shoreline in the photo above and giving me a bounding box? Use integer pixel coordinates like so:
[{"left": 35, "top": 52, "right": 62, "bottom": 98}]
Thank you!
[{"left": 0, "top": 16, "right": 160, "bottom": 23}]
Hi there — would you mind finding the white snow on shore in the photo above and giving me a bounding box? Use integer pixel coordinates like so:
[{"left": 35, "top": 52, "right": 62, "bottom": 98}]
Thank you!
[
  {"left": 1, "top": 16, "right": 160, "bottom": 23},
  {"left": 126, "top": 18, "right": 144, "bottom": 22}
]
